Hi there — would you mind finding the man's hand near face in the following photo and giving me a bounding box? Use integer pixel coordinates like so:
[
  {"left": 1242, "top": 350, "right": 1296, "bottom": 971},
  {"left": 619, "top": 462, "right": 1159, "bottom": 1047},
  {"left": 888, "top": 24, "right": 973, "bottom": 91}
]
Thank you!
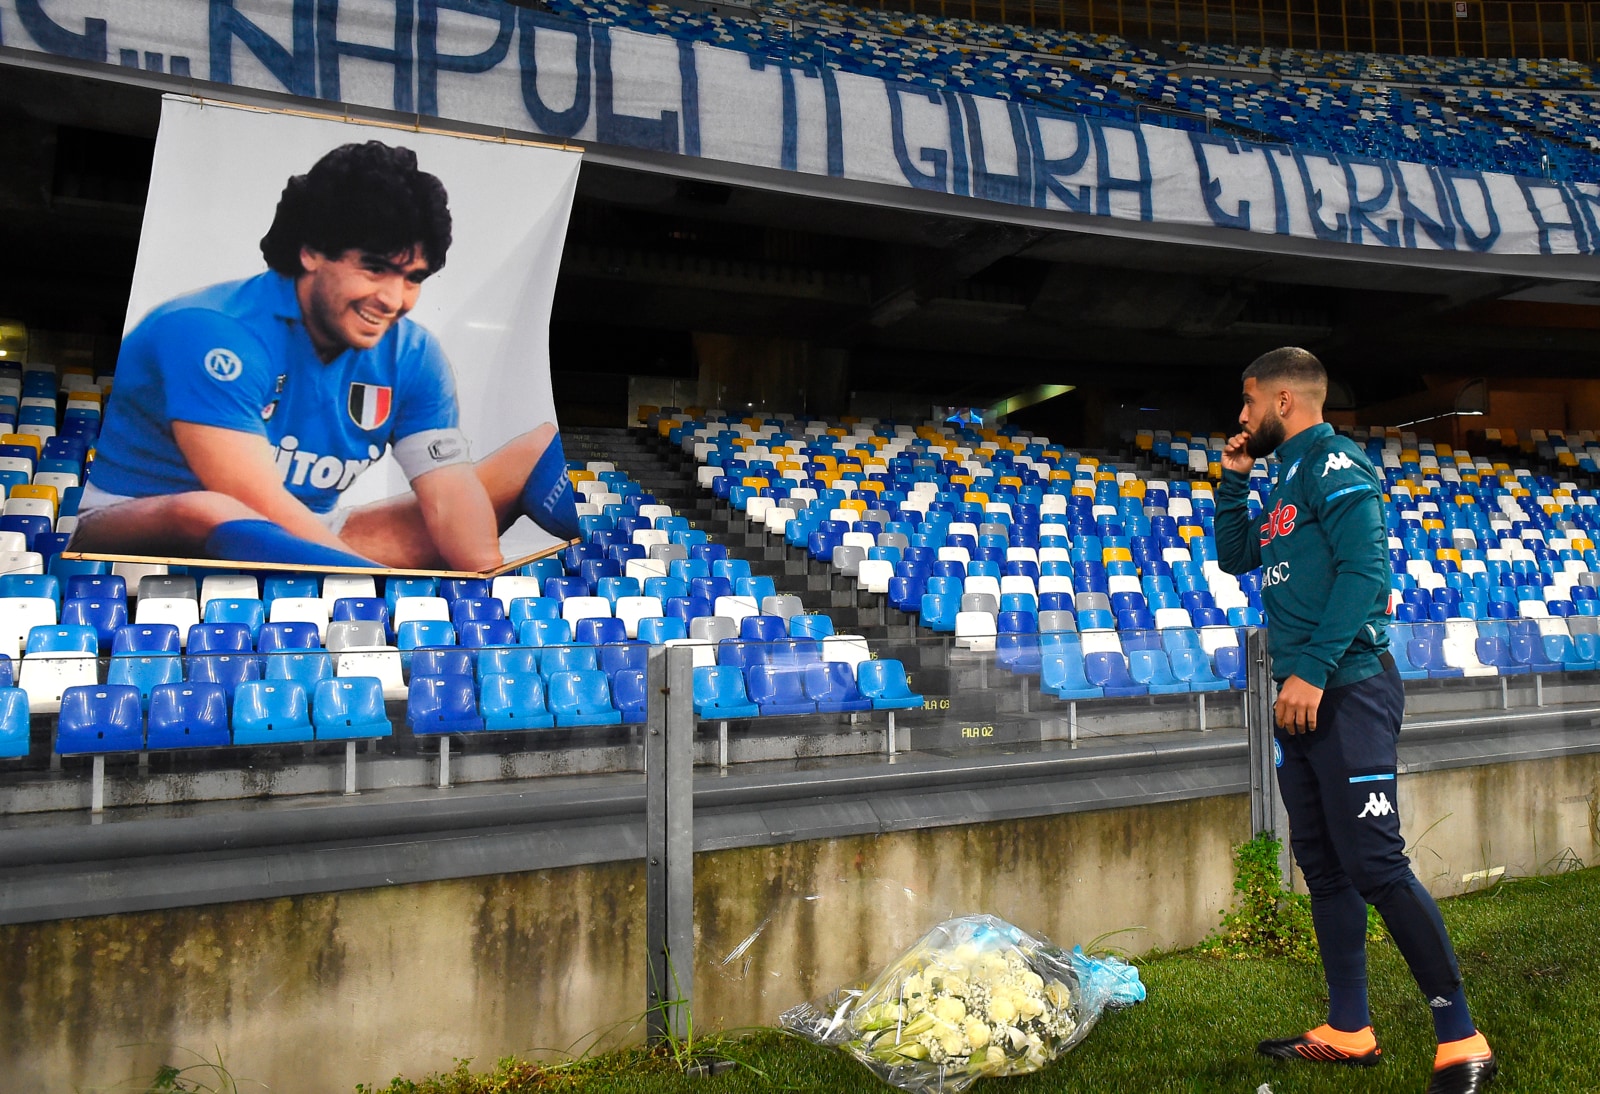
[{"left": 1221, "top": 431, "right": 1255, "bottom": 475}]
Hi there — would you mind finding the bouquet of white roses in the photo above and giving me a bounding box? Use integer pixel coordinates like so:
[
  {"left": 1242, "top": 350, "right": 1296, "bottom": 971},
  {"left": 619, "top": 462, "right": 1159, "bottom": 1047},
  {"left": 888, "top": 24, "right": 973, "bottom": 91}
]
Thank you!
[{"left": 781, "top": 914, "right": 1144, "bottom": 1093}]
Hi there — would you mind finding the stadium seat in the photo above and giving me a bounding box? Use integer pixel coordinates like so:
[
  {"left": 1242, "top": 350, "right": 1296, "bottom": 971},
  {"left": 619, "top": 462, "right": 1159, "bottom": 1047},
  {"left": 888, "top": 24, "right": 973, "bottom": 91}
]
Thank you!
[
  {"left": 107, "top": 652, "right": 183, "bottom": 709},
  {"left": 325, "top": 620, "right": 387, "bottom": 652},
  {"left": 55, "top": 684, "right": 144, "bottom": 754},
  {"left": 266, "top": 650, "right": 334, "bottom": 689},
  {"left": 411, "top": 648, "right": 475, "bottom": 678},
  {"left": 332, "top": 647, "right": 406, "bottom": 701},
  {"left": 693, "top": 665, "right": 761, "bottom": 719},
  {"left": 256, "top": 622, "right": 321, "bottom": 653},
  {"left": 136, "top": 597, "right": 200, "bottom": 646},
  {"left": 312, "top": 677, "right": 392, "bottom": 740},
  {"left": 268, "top": 597, "right": 329, "bottom": 640},
  {"left": 397, "top": 619, "right": 456, "bottom": 650},
  {"left": 804, "top": 660, "right": 871, "bottom": 713},
  {"left": 407, "top": 674, "right": 484, "bottom": 734},
  {"left": 230, "top": 680, "right": 313, "bottom": 745},
  {"left": 145, "top": 682, "right": 231, "bottom": 749},
  {"left": 546, "top": 669, "right": 623, "bottom": 726},
  {"left": 744, "top": 664, "right": 815, "bottom": 716},
  {"left": 459, "top": 619, "right": 517, "bottom": 647},
  {"left": 60, "top": 597, "right": 125, "bottom": 650},
  {"left": 203, "top": 598, "right": 267, "bottom": 640},
  {"left": 480, "top": 672, "right": 556, "bottom": 730},
  {"left": 612, "top": 669, "right": 648, "bottom": 723},
  {"left": 856, "top": 659, "right": 924, "bottom": 710}
]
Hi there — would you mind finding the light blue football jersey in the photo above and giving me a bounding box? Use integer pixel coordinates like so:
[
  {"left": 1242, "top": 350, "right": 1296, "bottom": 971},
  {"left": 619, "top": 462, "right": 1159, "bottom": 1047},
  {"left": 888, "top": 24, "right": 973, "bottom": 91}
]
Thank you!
[{"left": 91, "top": 271, "right": 459, "bottom": 514}]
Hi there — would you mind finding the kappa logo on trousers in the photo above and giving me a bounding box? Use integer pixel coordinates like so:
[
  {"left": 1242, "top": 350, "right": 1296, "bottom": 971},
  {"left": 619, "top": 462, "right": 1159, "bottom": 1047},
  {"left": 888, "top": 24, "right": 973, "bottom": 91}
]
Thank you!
[{"left": 1357, "top": 792, "right": 1394, "bottom": 818}]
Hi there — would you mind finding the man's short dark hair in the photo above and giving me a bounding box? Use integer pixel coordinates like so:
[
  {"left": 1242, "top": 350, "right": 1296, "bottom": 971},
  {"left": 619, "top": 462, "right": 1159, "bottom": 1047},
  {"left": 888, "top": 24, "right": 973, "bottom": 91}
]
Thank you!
[
  {"left": 260, "top": 141, "right": 452, "bottom": 277},
  {"left": 1242, "top": 347, "right": 1327, "bottom": 401}
]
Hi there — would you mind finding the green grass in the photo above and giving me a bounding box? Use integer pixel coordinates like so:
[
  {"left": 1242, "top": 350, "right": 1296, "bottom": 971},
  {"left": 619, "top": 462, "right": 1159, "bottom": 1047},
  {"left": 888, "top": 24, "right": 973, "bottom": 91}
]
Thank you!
[{"left": 364, "top": 866, "right": 1600, "bottom": 1093}]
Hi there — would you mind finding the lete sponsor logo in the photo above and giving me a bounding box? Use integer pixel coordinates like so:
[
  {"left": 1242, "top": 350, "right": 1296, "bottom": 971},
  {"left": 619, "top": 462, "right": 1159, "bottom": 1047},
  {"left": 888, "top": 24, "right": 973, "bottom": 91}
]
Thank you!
[{"left": 1259, "top": 501, "right": 1297, "bottom": 546}]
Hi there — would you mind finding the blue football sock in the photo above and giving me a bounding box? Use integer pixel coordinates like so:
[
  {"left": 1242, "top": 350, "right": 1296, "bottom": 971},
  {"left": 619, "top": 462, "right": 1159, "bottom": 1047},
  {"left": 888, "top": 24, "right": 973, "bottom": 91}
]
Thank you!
[
  {"left": 1311, "top": 885, "right": 1372, "bottom": 1032},
  {"left": 204, "top": 519, "right": 381, "bottom": 569},
  {"left": 1429, "top": 986, "right": 1476, "bottom": 1044},
  {"left": 519, "top": 433, "right": 580, "bottom": 541}
]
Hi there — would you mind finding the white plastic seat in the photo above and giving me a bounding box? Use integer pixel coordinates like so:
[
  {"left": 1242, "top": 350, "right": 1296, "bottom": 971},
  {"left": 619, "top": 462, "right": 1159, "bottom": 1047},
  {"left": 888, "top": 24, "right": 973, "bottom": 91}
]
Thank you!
[
  {"left": 0, "top": 597, "right": 57, "bottom": 657},
  {"left": 333, "top": 648, "right": 408, "bottom": 701},
  {"left": 614, "top": 596, "right": 665, "bottom": 639},
  {"left": 561, "top": 596, "right": 613, "bottom": 626},
  {"left": 624, "top": 558, "right": 668, "bottom": 583},
  {"left": 1038, "top": 575, "right": 1075, "bottom": 597},
  {"left": 0, "top": 531, "right": 26, "bottom": 554},
  {"left": 1154, "top": 607, "right": 1195, "bottom": 630},
  {"left": 19, "top": 652, "right": 99, "bottom": 714},
  {"left": 391, "top": 596, "right": 450, "bottom": 629},
  {"left": 1078, "top": 629, "right": 1124, "bottom": 655},
  {"left": 268, "top": 596, "right": 329, "bottom": 640},
  {"left": 1107, "top": 575, "right": 1142, "bottom": 596},
  {"left": 3, "top": 497, "right": 53, "bottom": 521},
  {"left": 136, "top": 596, "right": 200, "bottom": 646},
  {"left": 1199, "top": 625, "right": 1239, "bottom": 656},
  {"left": 32, "top": 471, "right": 78, "bottom": 493},
  {"left": 963, "top": 575, "right": 1001, "bottom": 601},
  {"left": 937, "top": 547, "right": 971, "bottom": 565},
  {"left": 999, "top": 575, "right": 1037, "bottom": 599},
  {"left": 662, "top": 638, "right": 716, "bottom": 668},
  {"left": 321, "top": 575, "right": 378, "bottom": 608},
  {"left": 111, "top": 561, "right": 166, "bottom": 592},
  {"left": 713, "top": 595, "right": 759, "bottom": 627},
  {"left": 821, "top": 635, "right": 871, "bottom": 669},
  {"left": 632, "top": 529, "right": 669, "bottom": 550},
  {"left": 857, "top": 560, "right": 894, "bottom": 595},
  {"left": 490, "top": 575, "right": 544, "bottom": 614},
  {"left": 637, "top": 503, "right": 672, "bottom": 524},
  {"left": 745, "top": 496, "right": 774, "bottom": 524},
  {"left": 954, "top": 611, "right": 997, "bottom": 652},
  {"left": 764, "top": 507, "right": 794, "bottom": 536},
  {"left": 200, "top": 574, "right": 259, "bottom": 606}
]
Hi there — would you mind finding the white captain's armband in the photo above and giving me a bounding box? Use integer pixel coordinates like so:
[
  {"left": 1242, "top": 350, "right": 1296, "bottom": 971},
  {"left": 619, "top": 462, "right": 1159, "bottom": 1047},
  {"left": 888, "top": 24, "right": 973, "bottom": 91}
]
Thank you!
[{"left": 393, "top": 428, "right": 473, "bottom": 481}]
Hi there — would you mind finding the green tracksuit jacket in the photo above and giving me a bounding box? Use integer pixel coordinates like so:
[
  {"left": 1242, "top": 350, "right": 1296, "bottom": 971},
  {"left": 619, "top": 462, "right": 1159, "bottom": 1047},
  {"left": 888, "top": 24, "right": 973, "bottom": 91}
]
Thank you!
[{"left": 1215, "top": 422, "right": 1392, "bottom": 689}]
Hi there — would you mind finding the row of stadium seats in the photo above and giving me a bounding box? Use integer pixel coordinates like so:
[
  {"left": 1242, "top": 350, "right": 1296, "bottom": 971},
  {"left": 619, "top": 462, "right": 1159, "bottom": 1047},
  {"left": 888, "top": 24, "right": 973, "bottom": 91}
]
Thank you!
[{"left": 538, "top": 0, "right": 1599, "bottom": 182}]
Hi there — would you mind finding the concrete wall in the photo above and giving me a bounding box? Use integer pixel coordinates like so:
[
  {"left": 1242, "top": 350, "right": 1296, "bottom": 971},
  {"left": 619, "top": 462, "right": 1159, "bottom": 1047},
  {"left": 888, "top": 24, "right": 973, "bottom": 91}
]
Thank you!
[{"left": 3, "top": 752, "right": 1597, "bottom": 1092}]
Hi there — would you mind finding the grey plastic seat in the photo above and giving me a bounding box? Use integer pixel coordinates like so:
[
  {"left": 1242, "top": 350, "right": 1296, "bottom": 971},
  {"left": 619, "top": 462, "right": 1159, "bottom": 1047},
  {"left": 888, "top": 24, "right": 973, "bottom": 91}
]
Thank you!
[
  {"left": 978, "top": 522, "right": 1010, "bottom": 539},
  {"left": 690, "top": 616, "right": 738, "bottom": 643},
  {"left": 779, "top": 498, "right": 807, "bottom": 511},
  {"left": 1075, "top": 591, "right": 1111, "bottom": 613},
  {"left": 861, "top": 509, "right": 893, "bottom": 525},
  {"left": 760, "top": 594, "right": 804, "bottom": 621},
  {"left": 1567, "top": 614, "right": 1600, "bottom": 635},
  {"left": 1038, "top": 609, "right": 1078, "bottom": 634},
  {"left": 326, "top": 619, "right": 387, "bottom": 651},
  {"left": 1580, "top": 572, "right": 1600, "bottom": 588},
  {"left": 960, "top": 592, "right": 998, "bottom": 616},
  {"left": 139, "top": 574, "right": 198, "bottom": 602},
  {"left": 877, "top": 532, "right": 909, "bottom": 551},
  {"left": 648, "top": 543, "right": 688, "bottom": 564},
  {"left": 831, "top": 545, "right": 867, "bottom": 578}
]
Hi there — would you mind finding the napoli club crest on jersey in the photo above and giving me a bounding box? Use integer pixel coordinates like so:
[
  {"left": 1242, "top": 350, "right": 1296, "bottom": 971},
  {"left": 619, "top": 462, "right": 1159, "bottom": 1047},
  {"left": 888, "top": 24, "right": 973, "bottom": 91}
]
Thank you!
[{"left": 347, "top": 383, "right": 393, "bottom": 430}]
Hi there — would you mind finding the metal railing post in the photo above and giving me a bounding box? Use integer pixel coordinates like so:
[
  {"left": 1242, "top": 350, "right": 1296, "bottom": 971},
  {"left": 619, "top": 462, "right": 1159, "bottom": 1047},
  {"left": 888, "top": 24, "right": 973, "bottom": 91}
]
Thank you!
[
  {"left": 1245, "top": 628, "right": 1292, "bottom": 886},
  {"left": 645, "top": 643, "right": 695, "bottom": 1044}
]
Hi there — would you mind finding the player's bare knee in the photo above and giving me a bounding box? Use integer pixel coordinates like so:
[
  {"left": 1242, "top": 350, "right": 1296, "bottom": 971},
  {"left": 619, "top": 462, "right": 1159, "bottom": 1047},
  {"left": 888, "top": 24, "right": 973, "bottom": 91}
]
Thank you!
[{"left": 174, "top": 491, "right": 264, "bottom": 534}]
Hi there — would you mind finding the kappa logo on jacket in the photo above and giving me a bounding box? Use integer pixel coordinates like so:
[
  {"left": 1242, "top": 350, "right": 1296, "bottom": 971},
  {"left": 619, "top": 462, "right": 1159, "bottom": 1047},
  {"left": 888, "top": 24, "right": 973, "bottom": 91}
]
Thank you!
[
  {"left": 1322, "top": 452, "right": 1355, "bottom": 476},
  {"left": 1259, "top": 501, "right": 1297, "bottom": 547}
]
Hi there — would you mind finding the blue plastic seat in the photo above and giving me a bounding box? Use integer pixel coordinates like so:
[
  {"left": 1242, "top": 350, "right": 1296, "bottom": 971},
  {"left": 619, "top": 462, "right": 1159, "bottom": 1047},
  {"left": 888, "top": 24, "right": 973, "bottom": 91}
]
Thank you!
[
  {"left": 546, "top": 669, "right": 623, "bottom": 726},
  {"left": 407, "top": 674, "right": 484, "bottom": 734},
  {"left": 312, "top": 677, "right": 392, "bottom": 739},
  {"left": 230, "top": 680, "right": 314, "bottom": 745},
  {"left": 144, "top": 682, "right": 230, "bottom": 749},
  {"left": 459, "top": 619, "right": 517, "bottom": 647},
  {"left": 919, "top": 592, "right": 958, "bottom": 633},
  {"left": 519, "top": 617, "right": 573, "bottom": 647},
  {"left": 110, "top": 623, "right": 180, "bottom": 658},
  {"left": 440, "top": 578, "right": 491, "bottom": 603},
  {"left": 693, "top": 665, "right": 760, "bottom": 719},
  {"left": 479, "top": 672, "right": 556, "bottom": 730},
  {"left": 0, "top": 686, "right": 28, "bottom": 757},
  {"left": 637, "top": 617, "right": 688, "bottom": 645},
  {"left": 56, "top": 684, "right": 144, "bottom": 754},
  {"left": 509, "top": 597, "right": 562, "bottom": 627},
  {"left": 857, "top": 659, "right": 924, "bottom": 709},
  {"left": 397, "top": 619, "right": 456, "bottom": 650},
  {"left": 1084, "top": 651, "right": 1148, "bottom": 697},
  {"left": 187, "top": 622, "right": 254, "bottom": 655},
  {"left": 600, "top": 641, "right": 649, "bottom": 679},
  {"left": 1041, "top": 645, "right": 1100, "bottom": 700},
  {"left": 256, "top": 622, "right": 320, "bottom": 653},
  {"left": 741, "top": 615, "right": 786, "bottom": 643},
  {"left": 332, "top": 598, "right": 391, "bottom": 634},
  {"left": 203, "top": 598, "right": 267, "bottom": 640},
  {"left": 384, "top": 577, "right": 439, "bottom": 614},
  {"left": 262, "top": 576, "right": 319, "bottom": 610},
  {"left": 26, "top": 624, "right": 98, "bottom": 655},
  {"left": 804, "top": 660, "right": 871, "bottom": 713},
  {"left": 735, "top": 576, "right": 778, "bottom": 605},
  {"left": 744, "top": 664, "right": 815, "bottom": 716},
  {"left": 575, "top": 616, "right": 628, "bottom": 646},
  {"left": 61, "top": 597, "right": 126, "bottom": 650},
  {"left": 788, "top": 614, "right": 835, "bottom": 640},
  {"left": 65, "top": 574, "right": 125, "bottom": 603},
  {"left": 410, "top": 647, "right": 475, "bottom": 678},
  {"left": 612, "top": 669, "right": 648, "bottom": 724},
  {"left": 995, "top": 616, "right": 1041, "bottom": 676},
  {"left": 540, "top": 644, "right": 599, "bottom": 675},
  {"left": 717, "top": 639, "right": 765, "bottom": 671},
  {"left": 475, "top": 646, "right": 540, "bottom": 679},
  {"left": 107, "top": 652, "right": 183, "bottom": 709},
  {"left": 1168, "top": 646, "right": 1229, "bottom": 692},
  {"left": 1213, "top": 644, "right": 1249, "bottom": 688},
  {"left": 266, "top": 650, "right": 334, "bottom": 688},
  {"left": 1127, "top": 648, "right": 1189, "bottom": 694},
  {"left": 449, "top": 597, "right": 504, "bottom": 626}
]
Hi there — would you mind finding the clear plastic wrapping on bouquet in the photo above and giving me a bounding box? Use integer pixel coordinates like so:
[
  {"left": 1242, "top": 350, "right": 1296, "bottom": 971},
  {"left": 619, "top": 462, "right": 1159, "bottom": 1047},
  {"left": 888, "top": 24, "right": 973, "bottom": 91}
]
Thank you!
[{"left": 780, "top": 914, "right": 1145, "bottom": 1093}]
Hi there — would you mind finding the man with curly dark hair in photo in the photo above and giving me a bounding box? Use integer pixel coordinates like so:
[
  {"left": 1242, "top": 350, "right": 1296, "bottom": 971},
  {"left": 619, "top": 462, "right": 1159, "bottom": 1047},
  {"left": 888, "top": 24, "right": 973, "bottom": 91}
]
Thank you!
[{"left": 71, "top": 140, "right": 578, "bottom": 570}]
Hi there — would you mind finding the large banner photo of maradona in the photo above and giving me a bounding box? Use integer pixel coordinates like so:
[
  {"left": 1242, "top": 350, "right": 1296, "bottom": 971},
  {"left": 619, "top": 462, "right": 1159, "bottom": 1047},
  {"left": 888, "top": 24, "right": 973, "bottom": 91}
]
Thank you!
[{"left": 67, "top": 96, "right": 583, "bottom": 574}]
